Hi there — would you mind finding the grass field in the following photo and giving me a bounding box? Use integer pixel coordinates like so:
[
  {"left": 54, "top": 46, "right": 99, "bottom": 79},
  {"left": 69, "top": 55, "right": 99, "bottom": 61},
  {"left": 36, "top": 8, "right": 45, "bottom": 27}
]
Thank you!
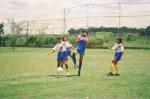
[{"left": 0, "top": 47, "right": 150, "bottom": 99}]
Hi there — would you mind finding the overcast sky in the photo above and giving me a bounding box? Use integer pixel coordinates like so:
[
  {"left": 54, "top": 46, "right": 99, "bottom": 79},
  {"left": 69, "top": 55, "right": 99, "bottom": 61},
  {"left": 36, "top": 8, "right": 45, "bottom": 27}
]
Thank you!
[{"left": 0, "top": 0, "right": 150, "bottom": 28}]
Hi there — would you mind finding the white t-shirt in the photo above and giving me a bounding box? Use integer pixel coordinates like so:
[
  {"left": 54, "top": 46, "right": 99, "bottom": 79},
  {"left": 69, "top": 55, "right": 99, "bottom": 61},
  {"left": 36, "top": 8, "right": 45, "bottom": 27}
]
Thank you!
[
  {"left": 66, "top": 41, "right": 72, "bottom": 46},
  {"left": 112, "top": 43, "right": 124, "bottom": 53},
  {"left": 52, "top": 41, "right": 71, "bottom": 52}
]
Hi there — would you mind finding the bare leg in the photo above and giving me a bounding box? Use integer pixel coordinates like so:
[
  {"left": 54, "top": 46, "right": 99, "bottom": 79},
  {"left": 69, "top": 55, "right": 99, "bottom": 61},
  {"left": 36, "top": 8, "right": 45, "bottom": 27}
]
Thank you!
[
  {"left": 78, "top": 55, "right": 83, "bottom": 76},
  {"left": 57, "top": 61, "right": 60, "bottom": 68},
  {"left": 110, "top": 63, "right": 115, "bottom": 73},
  {"left": 114, "top": 65, "right": 118, "bottom": 74},
  {"left": 64, "top": 60, "right": 68, "bottom": 71},
  {"left": 71, "top": 52, "right": 77, "bottom": 65},
  {"left": 110, "top": 60, "right": 117, "bottom": 73},
  {"left": 64, "top": 60, "right": 69, "bottom": 76},
  {"left": 107, "top": 60, "right": 117, "bottom": 76}
]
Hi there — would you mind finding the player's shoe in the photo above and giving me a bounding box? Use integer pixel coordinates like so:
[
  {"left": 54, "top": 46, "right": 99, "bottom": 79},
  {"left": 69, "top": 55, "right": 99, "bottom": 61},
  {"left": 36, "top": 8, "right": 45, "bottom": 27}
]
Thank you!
[
  {"left": 107, "top": 72, "right": 114, "bottom": 76},
  {"left": 114, "top": 73, "right": 120, "bottom": 76},
  {"left": 67, "top": 72, "right": 70, "bottom": 76}
]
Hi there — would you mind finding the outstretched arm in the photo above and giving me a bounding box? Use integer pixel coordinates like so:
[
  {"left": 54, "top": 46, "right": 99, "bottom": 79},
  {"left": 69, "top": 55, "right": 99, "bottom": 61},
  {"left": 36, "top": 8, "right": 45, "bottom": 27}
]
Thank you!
[
  {"left": 108, "top": 44, "right": 117, "bottom": 50},
  {"left": 48, "top": 50, "right": 55, "bottom": 55},
  {"left": 108, "top": 46, "right": 114, "bottom": 50},
  {"left": 65, "top": 42, "right": 76, "bottom": 51},
  {"left": 48, "top": 45, "right": 57, "bottom": 55},
  {"left": 76, "top": 35, "right": 80, "bottom": 42},
  {"left": 120, "top": 45, "right": 124, "bottom": 60}
]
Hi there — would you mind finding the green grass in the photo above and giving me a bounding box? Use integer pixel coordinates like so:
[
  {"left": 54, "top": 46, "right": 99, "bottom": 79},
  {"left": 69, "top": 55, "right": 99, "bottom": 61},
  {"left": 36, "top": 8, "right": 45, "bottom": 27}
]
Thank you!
[{"left": 0, "top": 47, "right": 150, "bottom": 99}]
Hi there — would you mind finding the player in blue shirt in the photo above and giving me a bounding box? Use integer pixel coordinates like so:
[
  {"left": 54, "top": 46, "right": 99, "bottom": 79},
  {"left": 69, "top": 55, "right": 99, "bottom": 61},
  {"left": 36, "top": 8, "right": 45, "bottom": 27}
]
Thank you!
[{"left": 72, "top": 31, "right": 88, "bottom": 76}]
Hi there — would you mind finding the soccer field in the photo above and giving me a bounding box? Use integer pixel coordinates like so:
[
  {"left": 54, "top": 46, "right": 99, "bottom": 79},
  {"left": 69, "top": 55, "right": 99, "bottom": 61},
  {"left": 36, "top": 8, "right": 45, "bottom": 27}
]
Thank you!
[{"left": 0, "top": 47, "right": 150, "bottom": 99}]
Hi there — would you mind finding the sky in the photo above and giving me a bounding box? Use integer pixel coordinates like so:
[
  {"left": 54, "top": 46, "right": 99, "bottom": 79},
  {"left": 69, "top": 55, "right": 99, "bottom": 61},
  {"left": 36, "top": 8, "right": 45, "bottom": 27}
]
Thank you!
[
  {"left": 0, "top": 0, "right": 149, "bottom": 19},
  {"left": 0, "top": 0, "right": 150, "bottom": 32}
]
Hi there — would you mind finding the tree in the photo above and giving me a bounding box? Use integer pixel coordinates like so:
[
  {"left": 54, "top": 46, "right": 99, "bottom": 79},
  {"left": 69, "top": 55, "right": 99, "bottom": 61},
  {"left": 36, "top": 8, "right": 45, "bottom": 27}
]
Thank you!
[
  {"left": 140, "top": 26, "right": 150, "bottom": 36},
  {"left": 8, "top": 18, "right": 23, "bottom": 51},
  {"left": 68, "top": 26, "right": 142, "bottom": 35},
  {"left": 9, "top": 19, "right": 23, "bottom": 35},
  {"left": 0, "top": 23, "right": 4, "bottom": 46},
  {"left": 68, "top": 28, "right": 79, "bottom": 35},
  {"left": 145, "top": 26, "right": 150, "bottom": 36},
  {"left": 36, "top": 23, "right": 48, "bottom": 47}
]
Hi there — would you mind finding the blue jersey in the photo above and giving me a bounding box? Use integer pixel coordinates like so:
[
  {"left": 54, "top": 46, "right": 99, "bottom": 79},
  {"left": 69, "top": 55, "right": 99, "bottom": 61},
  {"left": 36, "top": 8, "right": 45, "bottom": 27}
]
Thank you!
[
  {"left": 66, "top": 41, "right": 72, "bottom": 56},
  {"left": 76, "top": 36, "right": 87, "bottom": 56}
]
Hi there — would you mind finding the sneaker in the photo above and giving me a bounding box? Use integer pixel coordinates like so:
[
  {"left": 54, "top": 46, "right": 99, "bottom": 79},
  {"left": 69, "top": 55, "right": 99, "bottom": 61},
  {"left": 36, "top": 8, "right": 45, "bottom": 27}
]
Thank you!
[
  {"left": 114, "top": 73, "right": 120, "bottom": 76},
  {"left": 67, "top": 72, "right": 70, "bottom": 76},
  {"left": 107, "top": 72, "right": 114, "bottom": 76}
]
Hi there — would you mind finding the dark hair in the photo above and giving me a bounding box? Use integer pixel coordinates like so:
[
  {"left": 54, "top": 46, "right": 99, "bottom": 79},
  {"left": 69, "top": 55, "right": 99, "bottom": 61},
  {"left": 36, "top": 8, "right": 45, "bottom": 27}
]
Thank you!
[
  {"left": 116, "top": 38, "right": 122, "bottom": 43},
  {"left": 62, "top": 35, "right": 68, "bottom": 41},
  {"left": 82, "top": 31, "right": 88, "bottom": 35}
]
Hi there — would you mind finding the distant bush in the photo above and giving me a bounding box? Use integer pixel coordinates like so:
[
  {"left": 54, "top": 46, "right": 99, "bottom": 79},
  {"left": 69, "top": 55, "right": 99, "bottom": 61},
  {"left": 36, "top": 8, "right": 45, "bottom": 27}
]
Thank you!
[{"left": 1, "top": 33, "right": 150, "bottom": 48}]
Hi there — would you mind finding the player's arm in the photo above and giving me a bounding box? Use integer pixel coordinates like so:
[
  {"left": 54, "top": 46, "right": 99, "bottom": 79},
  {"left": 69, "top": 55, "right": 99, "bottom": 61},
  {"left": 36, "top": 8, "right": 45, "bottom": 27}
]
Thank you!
[
  {"left": 48, "top": 45, "right": 57, "bottom": 55},
  {"left": 48, "top": 50, "right": 55, "bottom": 55},
  {"left": 108, "top": 46, "right": 114, "bottom": 50},
  {"left": 76, "top": 35, "right": 80, "bottom": 42},
  {"left": 108, "top": 44, "right": 117, "bottom": 50},
  {"left": 120, "top": 45, "right": 124, "bottom": 60},
  {"left": 70, "top": 45, "right": 76, "bottom": 51},
  {"left": 66, "top": 42, "right": 76, "bottom": 50}
]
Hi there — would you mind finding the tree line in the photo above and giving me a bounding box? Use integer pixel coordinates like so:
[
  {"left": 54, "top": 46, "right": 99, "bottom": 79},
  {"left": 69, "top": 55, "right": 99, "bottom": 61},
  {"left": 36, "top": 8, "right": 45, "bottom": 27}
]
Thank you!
[
  {"left": 68, "top": 26, "right": 150, "bottom": 36},
  {"left": 0, "top": 22, "right": 150, "bottom": 48}
]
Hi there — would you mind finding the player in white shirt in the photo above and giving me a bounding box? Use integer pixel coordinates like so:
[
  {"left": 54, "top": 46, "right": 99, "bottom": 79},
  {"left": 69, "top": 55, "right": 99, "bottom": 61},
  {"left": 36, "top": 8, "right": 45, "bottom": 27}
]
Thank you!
[
  {"left": 48, "top": 37, "right": 75, "bottom": 76},
  {"left": 62, "top": 35, "right": 78, "bottom": 69},
  {"left": 107, "top": 38, "right": 124, "bottom": 76}
]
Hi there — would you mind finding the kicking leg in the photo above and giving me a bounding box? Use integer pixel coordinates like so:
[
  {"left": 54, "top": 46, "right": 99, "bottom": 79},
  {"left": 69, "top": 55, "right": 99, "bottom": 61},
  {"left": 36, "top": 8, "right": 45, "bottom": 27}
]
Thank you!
[{"left": 78, "top": 55, "right": 83, "bottom": 76}]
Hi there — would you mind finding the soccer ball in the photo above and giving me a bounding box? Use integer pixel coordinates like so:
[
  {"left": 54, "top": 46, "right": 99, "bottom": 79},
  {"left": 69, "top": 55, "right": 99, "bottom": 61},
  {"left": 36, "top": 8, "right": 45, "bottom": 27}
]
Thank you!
[{"left": 56, "top": 67, "right": 63, "bottom": 72}]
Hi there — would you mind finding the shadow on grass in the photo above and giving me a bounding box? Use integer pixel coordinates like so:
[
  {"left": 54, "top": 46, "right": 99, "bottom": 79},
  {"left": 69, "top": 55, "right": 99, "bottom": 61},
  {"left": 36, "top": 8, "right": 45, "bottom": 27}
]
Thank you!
[
  {"left": 48, "top": 74, "right": 78, "bottom": 78},
  {"left": 0, "top": 74, "right": 78, "bottom": 82}
]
